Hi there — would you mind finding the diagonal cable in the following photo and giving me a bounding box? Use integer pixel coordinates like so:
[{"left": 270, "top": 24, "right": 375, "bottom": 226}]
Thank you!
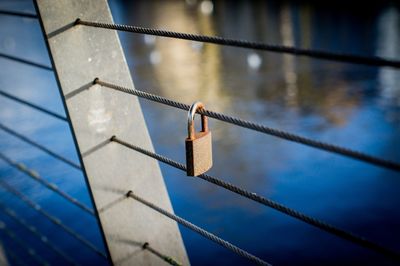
[
  {"left": 0, "top": 90, "right": 67, "bottom": 121},
  {"left": 112, "top": 136, "right": 400, "bottom": 262},
  {"left": 0, "top": 52, "right": 52, "bottom": 71},
  {"left": 76, "top": 20, "right": 400, "bottom": 69},
  {"left": 0, "top": 10, "right": 37, "bottom": 19},
  {"left": 0, "top": 202, "right": 78, "bottom": 265},
  {"left": 127, "top": 191, "right": 271, "bottom": 266},
  {"left": 0, "top": 123, "right": 80, "bottom": 170},
  {"left": 96, "top": 80, "right": 400, "bottom": 172},
  {"left": 3, "top": 246, "right": 26, "bottom": 266},
  {"left": 0, "top": 220, "right": 48, "bottom": 266},
  {"left": 0, "top": 153, "right": 93, "bottom": 215},
  {"left": 0, "top": 180, "right": 106, "bottom": 258}
]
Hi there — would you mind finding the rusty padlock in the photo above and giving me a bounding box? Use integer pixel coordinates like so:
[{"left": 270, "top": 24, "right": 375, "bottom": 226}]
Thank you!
[{"left": 185, "top": 101, "right": 213, "bottom": 176}]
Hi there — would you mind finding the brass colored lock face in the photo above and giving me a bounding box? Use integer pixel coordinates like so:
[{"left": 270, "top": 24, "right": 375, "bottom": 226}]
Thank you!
[{"left": 185, "top": 102, "right": 213, "bottom": 176}]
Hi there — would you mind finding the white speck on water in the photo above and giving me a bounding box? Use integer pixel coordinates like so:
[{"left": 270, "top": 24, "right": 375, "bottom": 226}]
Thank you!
[
  {"left": 150, "top": 50, "right": 162, "bottom": 65},
  {"left": 200, "top": 0, "right": 213, "bottom": 15},
  {"left": 88, "top": 57, "right": 92, "bottom": 62},
  {"left": 191, "top": 41, "right": 204, "bottom": 51},
  {"left": 144, "top": 34, "right": 156, "bottom": 45},
  {"left": 247, "top": 53, "right": 262, "bottom": 70}
]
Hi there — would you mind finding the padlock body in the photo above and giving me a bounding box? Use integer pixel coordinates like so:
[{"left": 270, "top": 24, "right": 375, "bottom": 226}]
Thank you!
[{"left": 185, "top": 131, "right": 212, "bottom": 176}]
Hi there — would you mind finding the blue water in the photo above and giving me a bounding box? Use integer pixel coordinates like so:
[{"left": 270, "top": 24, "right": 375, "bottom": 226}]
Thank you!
[{"left": 0, "top": 0, "right": 400, "bottom": 265}]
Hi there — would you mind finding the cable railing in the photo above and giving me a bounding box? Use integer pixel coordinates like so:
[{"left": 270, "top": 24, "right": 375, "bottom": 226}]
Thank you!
[
  {"left": 1, "top": 4, "right": 400, "bottom": 266},
  {"left": 127, "top": 190, "right": 270, "bottom": 266},
  {"left": 0, "top": 153, "right": 91, "bottom": 214},
  {"left": 0, "top": 180, "right": 106, "bottom": 259},
  {"left": 0, "top": 91, "right": 67, "bottom": 121},
  {"left": 0, "top": 6, "right": 188, "bottom": 266},
  {"left": 0, "top": 124, "right": 80, "bottom": 169},
  {"left": 76, "top": 19, "right": 400, "bottom": 69},
  {"left": 112, "top": 136, "right": 400, "bottom": 261},
  {"left": 0, "top": 52, "right": 52, "bottom": 71},
  {"left": 0, "top": 10, "right": 37, "bottom": 19},
  {"left": 0, "top": 202, "right": 78, "bottom": 265},
  {"left": 79, "top": 15, "right": 400, "bottom": 264},
  {"left": 0, "top": 220, "right": 48, "bottom": 266},
  {"left": 96, "top": 79, "right": 400, "bottom": 173}
]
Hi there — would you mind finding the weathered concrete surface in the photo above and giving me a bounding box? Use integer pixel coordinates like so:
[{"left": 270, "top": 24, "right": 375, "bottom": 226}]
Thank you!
[{"left": 35, "top": 0, "right": 189, "bottom": 265}]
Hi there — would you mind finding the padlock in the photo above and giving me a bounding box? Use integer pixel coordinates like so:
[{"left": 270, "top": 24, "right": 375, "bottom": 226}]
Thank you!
[{"left": 185, "top": 101, "right": 213, "bottom": 176}]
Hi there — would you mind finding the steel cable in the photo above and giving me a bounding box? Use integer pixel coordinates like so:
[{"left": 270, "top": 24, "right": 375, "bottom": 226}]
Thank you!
[
  {"left": 0, "top": 202, "right": 78, "bottom": 265},
  {"left": 127, "top": 191, "right": 271, "bottom": 266},
  {"left": 0, "top": 220, "right": 49, "bottom": 266},
  {"left": 0, "top": 153, "right": 93, "bottom": 215},
  {"left": 0, "top": 180, "right": 106, "bottom": 258},
  {"left": 112, "top": 136, "right": 400, "bottom": 261},
  {"left": 0, "top": 10, "right": 37, "bottom": 19},
  {"left": 0, "top": 124, "right": 80, "bottom": 170},
  {"left": 0, "top": 90, "right": 67, "bottom": 121},
  {"left": 0, "top": 52, "right": 52, "bottom": 71},
  {"left": 76, "top": 19, "right": 400, "bottom": 69},
  {"left": 96, "top": 80, "right": 400, "bottom": 172}
]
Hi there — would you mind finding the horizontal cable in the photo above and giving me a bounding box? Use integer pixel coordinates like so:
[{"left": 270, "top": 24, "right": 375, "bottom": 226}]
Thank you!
[
  {"left": 0, "top": 52, "right": 52, "bottom": 71},
  {"left": 0, "top": 10, "right": 37, "bottom": 19},
  {"left": 0, "top": 153, "right": 92, "bottom": 215},
  {"left": 0, "top": 220, "right": 48, "bottom": 266},
  {"left": 0, "top": 202, "right": 78, "bottom": 265},
  {"left": 0, "top": 124, "right": 80, "bottom": 170},
  {"left": 0, "top": 180, "right": 106, "bottom": 258},
  {"left": 77, "top": 20, "right": 400, "bottom": 69},
  {"left": 112, "top": 136, "right": 400, "bottom": 261},
  {"left": 0, "top": 90, "right": 67, "bottom": 121},
  {"left": 97, "top": 80, "right": 400, "bottom": 172},
  {"left": 127, "top": 191, "right": 270, "bottom": 266}
]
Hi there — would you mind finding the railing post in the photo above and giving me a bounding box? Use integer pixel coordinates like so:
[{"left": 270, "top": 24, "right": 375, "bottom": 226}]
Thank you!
[{"left": 34, "top": 0, "right": 189, "bottom": 264}]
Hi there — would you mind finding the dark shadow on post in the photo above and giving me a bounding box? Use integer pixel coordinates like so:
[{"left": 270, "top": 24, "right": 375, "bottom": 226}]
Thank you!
[
  {"left": 97, "top": 195, "right": 127, "bottom": 214},
  {"left": 115, "top": 239, "right": 182, "bottom": 266},
  {"left": 81, "top": 138, "right": 112, "bottom": 158},
  {"left": 47, "top": 20, "right": 77, "bottom": 39},
  {"left": 65, "top": 80, "right": 96, "bottom": 100}
]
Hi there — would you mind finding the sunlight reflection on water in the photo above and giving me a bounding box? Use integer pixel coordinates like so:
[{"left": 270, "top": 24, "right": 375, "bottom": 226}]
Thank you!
[{"left": 0, "top": 0, "right": 399, "bottom": 265}]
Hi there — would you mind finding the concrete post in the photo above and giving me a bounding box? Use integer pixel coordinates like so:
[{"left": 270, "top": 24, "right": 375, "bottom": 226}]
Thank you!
[{"left": 34, "top": 0, "right": 189, "bottom": 265}]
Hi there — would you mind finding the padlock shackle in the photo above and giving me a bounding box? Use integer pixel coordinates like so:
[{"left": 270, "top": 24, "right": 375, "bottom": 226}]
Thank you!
[{"left": 187, "top": 101, "right": 208, "bottom": 140}]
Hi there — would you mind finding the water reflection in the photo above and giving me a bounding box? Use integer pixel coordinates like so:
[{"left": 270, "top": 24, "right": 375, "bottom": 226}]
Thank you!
[
  {"left": 0, "top": 0, "right": 399, "bottom": 265},
  {"left": 280, "top": 3, "right": 298, "bottom": 107},
  {"left": 377, "top": 6, "right": 400, "bottom": 111},
  {"left": 120, "top": 1, "right": 400, "bottom": 265}
]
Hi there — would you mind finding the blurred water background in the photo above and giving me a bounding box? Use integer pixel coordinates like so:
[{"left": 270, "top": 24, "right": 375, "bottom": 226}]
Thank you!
[{"left": 0, "top": 0, "right": 400, "bottom": 265}]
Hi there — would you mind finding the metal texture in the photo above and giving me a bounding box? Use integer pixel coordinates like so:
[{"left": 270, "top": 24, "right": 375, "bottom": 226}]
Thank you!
[
  {"left": 185, "top": 102, "right": 212, "bottom": 176},
  {"left": 128, "top": 191, "right": 271, "bottom": 266},
  {"left": 76, "top": 20, "right": 400, "bottom": 69},
  {"left": 112, "top": 136, "right": 400, "bottom": 262},
  {"left": 34, "top": 1, "right": 189, "bottom": 265},
  {"left": 187, "top": 101, "right": 208, "bottom": 139},
  {"left": 96, "top": 79, "right": 400, "bottom": 172}
]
